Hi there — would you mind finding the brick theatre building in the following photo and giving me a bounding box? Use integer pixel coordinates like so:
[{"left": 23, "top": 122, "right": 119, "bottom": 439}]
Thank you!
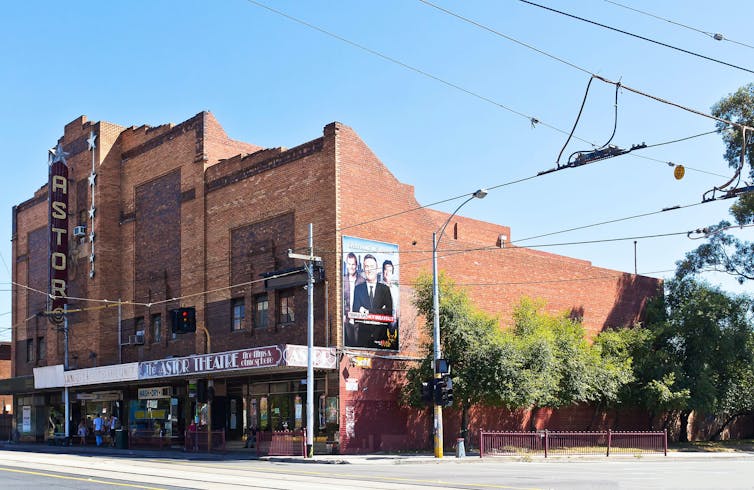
[{"left": 6, "top": 112, "right": 659, "bottom": 452}]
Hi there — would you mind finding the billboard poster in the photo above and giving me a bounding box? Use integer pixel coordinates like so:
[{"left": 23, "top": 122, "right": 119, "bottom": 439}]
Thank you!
[{"left": 342, "top": 236, "right": 399, "bottom": 350}]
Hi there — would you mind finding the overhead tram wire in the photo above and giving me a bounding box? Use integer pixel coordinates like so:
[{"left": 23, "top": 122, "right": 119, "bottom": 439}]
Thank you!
[
  {"left": 415, "top": 0, "right": 754, "bottom": 133},
  {"left": 8, "top": 5, "right": 740, "bottom": 323},
  {"left": 242, "top": 0, "right": 742, "bottom": 204},
  {"left": 11, "top": 167, "right": 736, "bottom": 320},
  {"left": 412, "top": 1, "right": 739, "bottom": 176},
  {"left": 10, "top": 200, "right": 742, "bottom": 325},
  {"left": 518, "top": 0, "right": 754, "bottom": 75},
  {"left": 602, "top": 0, "right": 754, "bottom": 51},
  {"left": 392, "top": 225, "right": 720, "bottom": 273},
  {"left": 244, "top": 0, "right": 573, "bottom": 139},
  {"left": 416, "top": 0, "right": 591, "bottom": 76}
]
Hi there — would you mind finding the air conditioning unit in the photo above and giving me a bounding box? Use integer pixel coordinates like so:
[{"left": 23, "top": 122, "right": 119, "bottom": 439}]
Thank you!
[
  {"left": 130, "top": 331, "right": 145, "bottom": 345},
  {"left": 73, "top": 225, "right": 87, "bottom": 237}
]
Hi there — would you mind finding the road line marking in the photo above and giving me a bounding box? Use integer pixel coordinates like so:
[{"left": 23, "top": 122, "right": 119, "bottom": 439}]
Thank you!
[
  {"left": 0, "top": 466, "right": 167, "bottom": 490},
  {"left": 161, "top": 460, "right": 543, "bottom": 489}
]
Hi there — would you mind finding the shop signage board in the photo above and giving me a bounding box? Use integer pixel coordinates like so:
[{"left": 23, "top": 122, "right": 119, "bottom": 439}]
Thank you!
[
  {"left": 75, "top": 391, "right": 122, "bottom": 401},
  {"left": 64, "top": 363, "right": 139, "bottom": 387},
  {"left": 284, "top": 345, "right": 337, "bottom": 369},
  {"left": 138, "top": 387, "right": 172, "bottom": 399},
  {"left": 138, "top": 344, "right": 337, "bottom": 380},
  {"left": 138, "top": 345, "right": 284, "bottom": 380}
]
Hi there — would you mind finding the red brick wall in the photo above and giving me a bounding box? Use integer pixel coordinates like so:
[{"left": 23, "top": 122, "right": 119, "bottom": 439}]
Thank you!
[
  {"left": 332, "top": 122, "right": 661, "bottom": 453},
  {"left": 10, "top": 113, "right": 660, "bottom": 451}
]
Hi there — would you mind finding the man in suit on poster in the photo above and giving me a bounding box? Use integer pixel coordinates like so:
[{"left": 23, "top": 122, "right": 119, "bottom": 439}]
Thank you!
[
  {"left": 343, "top": 252, "right": 365, "bottom": 346},
  {"left": 351, "top": 254, "right": 393, "bottom": 348}
]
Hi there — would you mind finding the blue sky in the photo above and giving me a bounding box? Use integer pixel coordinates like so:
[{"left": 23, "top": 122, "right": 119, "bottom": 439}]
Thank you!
[{"left": 1, "top": 0, "right": 753, "bottom": 342}]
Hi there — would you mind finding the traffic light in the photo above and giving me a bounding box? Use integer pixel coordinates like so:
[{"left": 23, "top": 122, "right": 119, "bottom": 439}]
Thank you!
[
  {"left": 442, "top": 376, "right": 454, "bottom": 407},
  {"left": 434, "top": 375, "right": 454, "bottom": 407},
  {"left": 420, "top": 380, "right": 435, "bottom": 405},
  {"left": 171, "top": 307, "right": 196, "bottom": 334}
]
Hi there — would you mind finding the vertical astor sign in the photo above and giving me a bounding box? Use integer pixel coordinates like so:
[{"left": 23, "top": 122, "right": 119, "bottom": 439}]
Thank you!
[{"left": 49, "top": 142, "right": 69, "bottom": 324}]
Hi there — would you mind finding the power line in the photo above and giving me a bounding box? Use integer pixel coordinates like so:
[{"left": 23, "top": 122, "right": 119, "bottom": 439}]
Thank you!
[
  {"left": 602, "top": 0, "right": 754, "bottom": 51},
  {"left": 416, "top": 0, "right": 751, "bottom": 133},
  {"left": 518, "top": 0, "right": 754, "bottom": 75},
  {"left": 416, "top": 0, "right": 591, "bottom": 76},
  {"left": 511, "top": 201, "right": 705, "bottom": 244},
  {"left": 244, "top": 0, "right": 563, "bottom": 136},
  {"left": 645, "top": 130, "right": 720, "bottom": 149},
  {"left": 238, "top": 0, "right": 740, "bottom": 196},
  {"left": 7, "top": 209, "right": 748, "bottom": 332}
]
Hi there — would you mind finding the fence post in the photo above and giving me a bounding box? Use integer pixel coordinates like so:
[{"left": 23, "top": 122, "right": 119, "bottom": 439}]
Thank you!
[
  {"left": 606, "top": 429, "right": 611, "bottom": 457},
  {"left": 544, "top": 429, "right": 548, "bottom": 458},
  {"left": 479, "top": 429, "right": 484, "bottom": 459},
  {"left": 663, "top": 429, "right": 667, "bottom": 457},
  {"left": 302, "top": 429, "right": 307, "bottom": 458}
]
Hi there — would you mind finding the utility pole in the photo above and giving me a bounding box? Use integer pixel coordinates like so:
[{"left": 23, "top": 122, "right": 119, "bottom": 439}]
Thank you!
[
  {"left": 288, "top": 223, "right": 320, "bottom": 458},
  {"left": 431, "top": 189, "right": 487, "bottom": 458}
]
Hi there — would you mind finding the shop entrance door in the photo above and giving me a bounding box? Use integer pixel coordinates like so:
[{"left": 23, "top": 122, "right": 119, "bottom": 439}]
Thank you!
[{"left": 269, "top": 394, "right": 292, "bottom": 431}]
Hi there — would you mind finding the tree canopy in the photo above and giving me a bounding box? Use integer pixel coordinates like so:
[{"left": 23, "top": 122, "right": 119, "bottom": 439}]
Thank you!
[
  {"left": 404, "top": 274, "right": 635, "bottom": 434},
  {"left": 627, "top": 278, "right": 753, "bottom": 440},
  {"left": 676, "top": 83, "right": 754, "bottom": 282}
]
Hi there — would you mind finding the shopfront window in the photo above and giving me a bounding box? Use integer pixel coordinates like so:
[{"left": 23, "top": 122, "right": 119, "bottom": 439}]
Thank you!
[
  {"left": 128, "top": 394, "right": 179, "bottom": 438},
  {"left": 246, "top": 379, "right": 327, "bottom": 434}
]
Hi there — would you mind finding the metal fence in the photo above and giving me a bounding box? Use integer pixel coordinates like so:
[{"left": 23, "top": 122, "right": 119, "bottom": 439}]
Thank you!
[
  {"left": 479, "top": 429, "right": 667, "bottom": 458},
  {"left": 183, "top": 430, "right": 227, "bottom": 453},
  {"left": 255, "top": 430, "right": 307, "bottom": 457}
]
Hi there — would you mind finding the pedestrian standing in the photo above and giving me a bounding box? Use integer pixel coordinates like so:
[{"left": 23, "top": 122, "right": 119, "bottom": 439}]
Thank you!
[
  {"left": 109, "top": 414, "right": 119, "bottom": 447},
  {"left": 77, "top": 419, "right": 87, "bottom": 445},
  {"left": 93, "top": 414, "right": 104, "bottom": 447}
]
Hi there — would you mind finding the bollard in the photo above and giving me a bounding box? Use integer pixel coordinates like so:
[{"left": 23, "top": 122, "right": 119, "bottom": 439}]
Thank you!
[{"left": 456, "top": 438, "right": 466, "bottom": 458}]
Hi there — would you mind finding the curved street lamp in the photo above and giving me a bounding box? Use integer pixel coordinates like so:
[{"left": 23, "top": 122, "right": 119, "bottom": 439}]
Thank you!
[{"left": 431, "top": 188, "right": 487, "bottom": 458}]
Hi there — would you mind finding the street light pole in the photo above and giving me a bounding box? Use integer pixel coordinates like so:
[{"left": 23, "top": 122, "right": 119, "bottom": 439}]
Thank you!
[
  {"left": 431, "top": 189, "right": 487, "bottom": 459},
  {"left": 288, "top": 224, "right": 321, "bottom": 459}
]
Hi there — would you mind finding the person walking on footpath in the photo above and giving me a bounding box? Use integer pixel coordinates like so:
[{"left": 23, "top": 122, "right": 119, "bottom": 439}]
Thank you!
[
  {"left": 109, "top": 414, "right": 119, "bottom": 447},
  {"left": 77, "top": 419, "right": 87, "bottom": 445},
  {"left": 93, "top": 413, "right": 104, "bottom": 447}
]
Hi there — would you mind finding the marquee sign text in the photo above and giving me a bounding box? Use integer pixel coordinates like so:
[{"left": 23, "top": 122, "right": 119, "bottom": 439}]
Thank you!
[{"left": 49, "top": 144, "right": 69, "bottom": 324}]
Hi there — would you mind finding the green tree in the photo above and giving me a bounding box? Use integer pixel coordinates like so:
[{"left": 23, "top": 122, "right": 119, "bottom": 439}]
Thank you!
[
  {"left": 404, "top": 272, "right": 509, "bottom": 442},
  {"left": 405, "top": 278, "right": 643, "bottom": 438},
  {"left": 640, "top": 278, "right": 752, "bottom": 441},
  {"left": 511, "top": 299, "right": 633, "bottom": 429},
  {"left": 677, "top": 83, "right": 754, "bottom": 282}
]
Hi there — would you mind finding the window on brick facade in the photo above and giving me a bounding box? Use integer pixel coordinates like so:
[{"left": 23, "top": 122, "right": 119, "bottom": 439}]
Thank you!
[
  {"left": 255, "top": 294, "right": 269, "bottom": 329},
  {"left": 278, "top": 289, "right": 295, "bottom": 324},
  {"left": 152, "top": 314, "right": 162, "bottom": 343},
  {"left": 26, "top": 339, "right": 34, "bottom": 363},
  {"left": 134, "top": 317, "right": 144, "bottom": 335},
  {"left": 231, "top": 298, "right": 245, "bottom": 332},
  {"left": 37, "top": 336, "right": 46, "bottom": 361}
]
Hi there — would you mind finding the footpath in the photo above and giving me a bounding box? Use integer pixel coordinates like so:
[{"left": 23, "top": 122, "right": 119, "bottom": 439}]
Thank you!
[{"left": 0, "top": 440, "right": 752, "bottom": 465}]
